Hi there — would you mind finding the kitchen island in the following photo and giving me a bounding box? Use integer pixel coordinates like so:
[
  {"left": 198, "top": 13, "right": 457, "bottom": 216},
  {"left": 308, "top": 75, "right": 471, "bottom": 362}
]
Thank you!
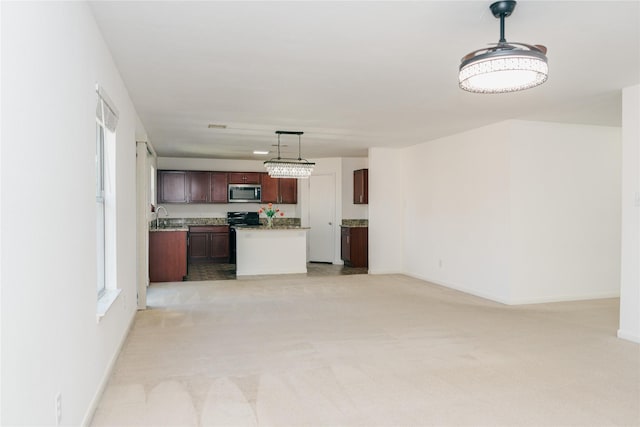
[{"left": 234, "top": 226, "right": 309, "bottom": 276}]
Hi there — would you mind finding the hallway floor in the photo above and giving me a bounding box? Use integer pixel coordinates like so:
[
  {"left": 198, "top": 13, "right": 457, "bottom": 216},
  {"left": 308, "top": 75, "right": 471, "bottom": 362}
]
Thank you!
[{"left": 92, "top": 274, "right": 639, "bottom": 426}]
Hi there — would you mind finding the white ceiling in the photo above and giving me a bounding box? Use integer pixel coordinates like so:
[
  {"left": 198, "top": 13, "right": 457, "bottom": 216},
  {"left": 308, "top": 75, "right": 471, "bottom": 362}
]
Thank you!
[{"left": 89, "top": 1, "right": 639, "bottom": 160}]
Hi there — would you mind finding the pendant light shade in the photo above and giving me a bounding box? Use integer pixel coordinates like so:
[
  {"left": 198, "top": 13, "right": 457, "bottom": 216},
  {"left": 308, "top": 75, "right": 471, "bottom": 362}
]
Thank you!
[
  {"left": 459, "top": 1, "right": 548, "bottom": 94},
  {"left": 264, "top": 131, "right": 315, "bottom": 179}
]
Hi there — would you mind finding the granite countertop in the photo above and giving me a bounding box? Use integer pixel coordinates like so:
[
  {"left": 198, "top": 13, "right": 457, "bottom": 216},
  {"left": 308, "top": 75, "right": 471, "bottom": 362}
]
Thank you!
[
  {"left": 232, "top": 225, "right": 310, "bottom": 231},
  {"left": 154, "top": 217, "right": 302, "bottom": 229},
  {"left": 149, "top": 227, "right": 189, "bottom": 232},
  {"left": 341, "top": 219, "right": 368, "bottom": 228}
]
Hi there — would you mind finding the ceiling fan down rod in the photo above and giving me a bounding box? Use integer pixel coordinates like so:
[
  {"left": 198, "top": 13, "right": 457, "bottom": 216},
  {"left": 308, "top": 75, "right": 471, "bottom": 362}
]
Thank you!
[{"left": 490, "top": 0, "right": 517, "bottom": 43}]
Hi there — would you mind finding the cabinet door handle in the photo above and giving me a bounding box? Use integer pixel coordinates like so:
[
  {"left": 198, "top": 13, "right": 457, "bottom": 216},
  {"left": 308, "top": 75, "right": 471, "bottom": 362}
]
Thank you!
[{"left": 347, "top": 236, "right": 350, "bottom": 244}]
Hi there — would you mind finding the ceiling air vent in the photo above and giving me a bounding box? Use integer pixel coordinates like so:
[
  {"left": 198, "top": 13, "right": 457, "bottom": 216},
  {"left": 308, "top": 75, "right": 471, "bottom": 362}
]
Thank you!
[{"left": 207, "top": 124, "right": 227, "bottom": 129}]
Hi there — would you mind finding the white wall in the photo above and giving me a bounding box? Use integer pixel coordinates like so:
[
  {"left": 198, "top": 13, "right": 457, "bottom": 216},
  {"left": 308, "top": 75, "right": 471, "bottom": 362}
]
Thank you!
[
  {"left": 509, "top": 121, "right": 621, "bottom": 303},
  {"left": 341, "top": 157, "right": 369, "bottom": 220},
  {"left": 387, "top": 120, "right": 622, "bottom": 305},
  {"left": 619, "top": 84, "right": 640, "bottom": 343},
  {"left": 401, "top": 123, "right": 511, "bottom": 302},
  {"left": 1, "top": 3, "right": 141, "bottom": 424},
  {"left": 369, "top": 148, "right": 404, "bottom": 274}
]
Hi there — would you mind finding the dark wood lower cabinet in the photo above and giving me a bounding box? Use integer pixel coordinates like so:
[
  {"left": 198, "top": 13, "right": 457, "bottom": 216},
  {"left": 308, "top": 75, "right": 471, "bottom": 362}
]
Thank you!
[
  {"left": 188, "top": 232, "right": 210, "bottom": 262},
  {"left": 341, "top": 226, "right": 368, "bottom": 268},
  {"left": 188, "top": 226, "right": 230, "bottom": 263},
  {"left": 149, "top": 231, "right": 188, "bottom": 282}
]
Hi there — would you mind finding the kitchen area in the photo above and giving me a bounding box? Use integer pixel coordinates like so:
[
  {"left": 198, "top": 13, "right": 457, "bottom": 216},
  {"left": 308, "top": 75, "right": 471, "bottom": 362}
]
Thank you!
[{"left": 148, "top": 158, "right": 369, "bottom": 283}]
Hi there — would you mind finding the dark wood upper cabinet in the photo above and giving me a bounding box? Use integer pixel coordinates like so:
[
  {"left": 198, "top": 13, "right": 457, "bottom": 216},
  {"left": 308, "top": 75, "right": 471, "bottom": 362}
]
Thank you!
[
  {"left": 228, "top": 172, "right": 261, "bottom": 184},
  {"left": 158, "top": 171, "right": 188, "bottom": 203},
  {"left": 188, "top": 172, "right": 211, "bottom": 203},
  {"left": 260, "top": 173, "right": 297, "bottom": 204},
  {"left": 260, "top": 173, "right": 279, "bottom": 203},
  {"left": 279, "top": 178, "right": 297, "bottom": 204},
  {"left": 353, "top": 168, "right": 368, "bottom": 204},
  {"left": 158, "top": 170, "right": 296, "bottom": 204},
  {"left": 210, "top": 172, "right": 228, "bottom": 203}
]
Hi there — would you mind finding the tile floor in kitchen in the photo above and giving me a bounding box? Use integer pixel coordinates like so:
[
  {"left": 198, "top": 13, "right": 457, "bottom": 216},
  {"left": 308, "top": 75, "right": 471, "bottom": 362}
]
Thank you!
[{"left": 185, "top": 262, "right": 367, "bottom": 281}]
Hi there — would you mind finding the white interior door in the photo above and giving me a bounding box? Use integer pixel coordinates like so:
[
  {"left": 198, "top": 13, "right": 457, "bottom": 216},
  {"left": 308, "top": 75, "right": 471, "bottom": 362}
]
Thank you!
[{"left": 309, "top": 174, "right": 335, "bottom": 263}]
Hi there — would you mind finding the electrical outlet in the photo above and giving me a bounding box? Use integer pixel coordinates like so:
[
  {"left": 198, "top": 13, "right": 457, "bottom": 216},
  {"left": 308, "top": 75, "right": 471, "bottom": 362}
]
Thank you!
[{"left": 55, "top": 393, "right": 62, "bottom": 426}]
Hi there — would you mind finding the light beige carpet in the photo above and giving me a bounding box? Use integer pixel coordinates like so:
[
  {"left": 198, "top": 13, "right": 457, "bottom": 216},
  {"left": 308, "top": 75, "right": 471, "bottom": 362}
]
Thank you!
[{"left": 91, "top": 274, "right": 640, "bottom": 426}]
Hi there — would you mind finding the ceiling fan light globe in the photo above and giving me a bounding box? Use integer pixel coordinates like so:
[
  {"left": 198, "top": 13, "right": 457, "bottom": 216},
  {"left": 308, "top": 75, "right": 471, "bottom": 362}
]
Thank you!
[{"left": 459, "top": 52, "right": 548, "bottom": 93}]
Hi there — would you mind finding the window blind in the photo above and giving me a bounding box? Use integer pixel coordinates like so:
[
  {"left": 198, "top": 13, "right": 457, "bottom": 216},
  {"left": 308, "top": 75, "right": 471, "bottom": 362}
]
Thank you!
[{"left": 95, "top": 84, "right": 119, "bottom": 132}]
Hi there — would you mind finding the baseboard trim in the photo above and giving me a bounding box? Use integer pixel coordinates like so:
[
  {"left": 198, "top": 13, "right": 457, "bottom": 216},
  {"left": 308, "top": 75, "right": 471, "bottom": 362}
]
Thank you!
[
  {"left": 368, "top": 269, "right": 404, "bottom": 275},
  {"left": 405, "top": 273, "right": 510, "bottom": 305},
  {"left": 507, "top": 292, "right": 620, "bottom": 305},
  {"left": 617, "top": 329, "right": 640, "bottom": 344},
  {"left": 81, "top": 309, "right": 137, "bottom": 426},
  {"left": 405, "top": 273, "right": 620, "bottom": 306}
]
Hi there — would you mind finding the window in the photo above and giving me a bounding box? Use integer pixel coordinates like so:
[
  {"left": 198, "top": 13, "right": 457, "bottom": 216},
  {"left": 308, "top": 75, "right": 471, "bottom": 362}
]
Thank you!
[
  {"left": 95, "top": 85, "right": 119, "bottom": 313},
  {"left": 96, "top": 121, "right": 106, "bottom": 297},
  {"left": 150, "top": 163, "right": 156, "bottom": 207}
]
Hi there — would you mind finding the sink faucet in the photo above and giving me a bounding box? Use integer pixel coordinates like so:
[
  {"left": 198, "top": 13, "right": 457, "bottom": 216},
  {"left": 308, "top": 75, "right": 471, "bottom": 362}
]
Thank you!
[{"left": 155, "top": 205, "right": 168, "bottom": 229}]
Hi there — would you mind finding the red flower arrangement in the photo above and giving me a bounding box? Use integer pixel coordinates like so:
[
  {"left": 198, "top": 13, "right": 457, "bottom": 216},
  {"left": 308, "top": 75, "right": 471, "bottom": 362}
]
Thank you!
[{"left": 258, "top": 203, "right": 285, "bottom": 220}]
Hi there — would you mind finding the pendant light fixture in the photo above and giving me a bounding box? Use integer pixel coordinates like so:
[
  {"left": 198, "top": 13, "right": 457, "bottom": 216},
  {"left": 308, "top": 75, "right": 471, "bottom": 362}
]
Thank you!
[
  {"left": 459, "top": 1, "right": 548, "bottom": 94},
  {"left": 264, "top": 131, "right": 315, "bottom": 179}
]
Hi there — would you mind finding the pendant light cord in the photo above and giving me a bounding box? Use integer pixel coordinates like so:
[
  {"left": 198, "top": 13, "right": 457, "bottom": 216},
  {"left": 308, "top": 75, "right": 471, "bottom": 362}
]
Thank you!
[{"left": 277, "top": 133, "right": 282, "bottom": 160}]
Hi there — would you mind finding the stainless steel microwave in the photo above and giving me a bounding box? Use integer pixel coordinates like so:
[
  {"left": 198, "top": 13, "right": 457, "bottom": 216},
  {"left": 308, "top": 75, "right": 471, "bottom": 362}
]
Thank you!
[{"left": 228, "top": 184, "right": 261, "bottom": 203}]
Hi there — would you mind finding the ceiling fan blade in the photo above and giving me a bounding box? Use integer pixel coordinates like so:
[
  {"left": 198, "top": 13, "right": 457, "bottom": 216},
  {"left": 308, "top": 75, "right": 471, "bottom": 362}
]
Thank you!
[
  {"left": 508, "top": 42, "right": 548, "bottom": 54},
  {"left": 534, "top": 44, "right": 548, "bottom": 54},
  {"left": 461, "top": 43, "right": 519, "bottom": 61},
  {"left": 461, "top": 41, "right": 547, "bottom": 63}
]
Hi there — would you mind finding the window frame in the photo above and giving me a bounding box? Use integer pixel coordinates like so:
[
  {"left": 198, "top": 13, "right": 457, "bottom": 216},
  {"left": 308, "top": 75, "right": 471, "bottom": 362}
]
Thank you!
[{"left": 96, "top": 111, "right": 106, "bottom": 298}]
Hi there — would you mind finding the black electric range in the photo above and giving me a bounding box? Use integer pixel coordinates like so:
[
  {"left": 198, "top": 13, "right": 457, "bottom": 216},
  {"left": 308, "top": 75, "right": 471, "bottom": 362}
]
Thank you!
[
  {"left": 227, "top": 211, "right": 260, "bottom": 263},
  {"left": 227, "top": 211, "right": 260, "bottom": 226}
]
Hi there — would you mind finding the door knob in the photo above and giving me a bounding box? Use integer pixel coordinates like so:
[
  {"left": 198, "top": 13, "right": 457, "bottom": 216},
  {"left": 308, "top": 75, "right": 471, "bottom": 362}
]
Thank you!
[{"left": 328, "top": 222, "right": 332, "bottom": 225}]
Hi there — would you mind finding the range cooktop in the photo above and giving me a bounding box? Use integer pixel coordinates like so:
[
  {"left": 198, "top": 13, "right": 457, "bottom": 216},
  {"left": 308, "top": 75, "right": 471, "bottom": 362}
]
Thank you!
[{"left": 227, "top": 211, "right": 260, "bottom": 226}]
